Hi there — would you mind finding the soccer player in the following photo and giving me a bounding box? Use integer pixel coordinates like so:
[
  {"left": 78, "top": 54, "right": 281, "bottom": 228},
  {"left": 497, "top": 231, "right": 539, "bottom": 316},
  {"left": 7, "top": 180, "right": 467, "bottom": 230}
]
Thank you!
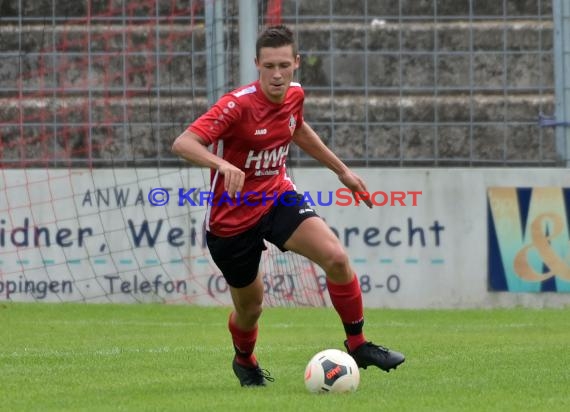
[{"left": 172, "top": 24, "right": 405, "bottom": 387}]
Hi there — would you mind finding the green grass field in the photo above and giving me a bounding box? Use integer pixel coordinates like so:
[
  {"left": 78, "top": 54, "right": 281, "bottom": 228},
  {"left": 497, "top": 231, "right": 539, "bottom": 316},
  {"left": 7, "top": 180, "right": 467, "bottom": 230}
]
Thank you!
[{"left": 1, "top": 303, "right": 569, "bottom": 412}]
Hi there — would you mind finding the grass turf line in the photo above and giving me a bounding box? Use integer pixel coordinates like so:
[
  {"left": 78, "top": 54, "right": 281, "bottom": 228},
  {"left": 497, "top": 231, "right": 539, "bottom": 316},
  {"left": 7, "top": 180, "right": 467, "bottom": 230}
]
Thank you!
[{"left": 1, "top": 303, "right": 569, "bottom": 412}]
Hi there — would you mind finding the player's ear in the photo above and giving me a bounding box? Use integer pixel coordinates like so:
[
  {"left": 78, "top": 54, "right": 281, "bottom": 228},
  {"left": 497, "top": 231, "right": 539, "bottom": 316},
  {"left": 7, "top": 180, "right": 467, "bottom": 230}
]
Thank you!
[{"left": 294, "top": 54, "right": 300, "bottom": 69}]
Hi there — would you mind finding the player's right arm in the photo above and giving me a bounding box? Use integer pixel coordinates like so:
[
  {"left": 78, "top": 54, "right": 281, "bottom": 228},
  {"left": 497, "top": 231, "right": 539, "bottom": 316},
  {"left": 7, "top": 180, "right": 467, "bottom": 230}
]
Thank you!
[{"left": 171, "top": 130, "right": 245, "bottom": 198}]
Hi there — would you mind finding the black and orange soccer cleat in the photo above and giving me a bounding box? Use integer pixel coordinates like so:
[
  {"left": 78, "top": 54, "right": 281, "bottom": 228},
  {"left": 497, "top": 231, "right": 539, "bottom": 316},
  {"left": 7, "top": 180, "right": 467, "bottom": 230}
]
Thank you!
[
  {"left": 232, "top": 357, "right": 275, "bottom": 387},
  {"left": 344, "top": 340, "right": 405, "bottom": 372}
]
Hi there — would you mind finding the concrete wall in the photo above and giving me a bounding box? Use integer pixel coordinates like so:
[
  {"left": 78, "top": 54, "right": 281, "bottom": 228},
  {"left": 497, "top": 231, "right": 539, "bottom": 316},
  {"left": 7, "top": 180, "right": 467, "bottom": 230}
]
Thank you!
[{"left": 0, "top": 0, "right": 559, "bottom": 166}]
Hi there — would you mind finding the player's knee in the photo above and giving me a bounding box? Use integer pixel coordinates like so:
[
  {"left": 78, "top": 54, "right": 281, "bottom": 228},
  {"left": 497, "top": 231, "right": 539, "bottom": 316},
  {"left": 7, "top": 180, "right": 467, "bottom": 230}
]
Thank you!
[
  {"left": 237, "top": 302, "right": 263, "bottom": 322},
  {"left": 322, "top": 245, "right": 350, "bottom": 276}
]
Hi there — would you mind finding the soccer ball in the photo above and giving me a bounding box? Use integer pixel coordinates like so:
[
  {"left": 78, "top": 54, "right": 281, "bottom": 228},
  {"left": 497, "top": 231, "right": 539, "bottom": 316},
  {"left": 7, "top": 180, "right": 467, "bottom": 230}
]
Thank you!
[{"left": 304, "top": 349, "right": 360, "bottom": 393}]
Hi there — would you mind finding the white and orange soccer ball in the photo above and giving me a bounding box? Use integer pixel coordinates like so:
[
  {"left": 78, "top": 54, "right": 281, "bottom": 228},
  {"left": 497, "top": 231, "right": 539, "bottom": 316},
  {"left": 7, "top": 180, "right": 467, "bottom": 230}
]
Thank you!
[{"left": 304, "top": 349, "right": 360, "bottom": 393}]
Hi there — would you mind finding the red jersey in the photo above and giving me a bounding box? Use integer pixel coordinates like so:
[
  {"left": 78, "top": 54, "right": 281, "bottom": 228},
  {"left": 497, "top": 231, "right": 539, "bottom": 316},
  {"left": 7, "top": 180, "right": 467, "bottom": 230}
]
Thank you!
[{"left": 188, "top": 80, "right": 304, "bottom": 236}]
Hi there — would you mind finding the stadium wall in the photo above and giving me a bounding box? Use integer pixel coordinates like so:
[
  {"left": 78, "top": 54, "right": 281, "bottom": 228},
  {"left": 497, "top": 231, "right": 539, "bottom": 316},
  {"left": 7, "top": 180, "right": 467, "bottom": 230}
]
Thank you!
[
  {"left": 0, "top": 0, "right": 559, "bottom": 166},
  {"left": 1, "top": 168, "right": 569, "bottom": 309}
]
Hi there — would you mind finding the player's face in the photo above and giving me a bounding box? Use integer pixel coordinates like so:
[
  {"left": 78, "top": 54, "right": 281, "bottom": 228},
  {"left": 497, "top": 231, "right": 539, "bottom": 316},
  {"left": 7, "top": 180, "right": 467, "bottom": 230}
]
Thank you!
[{"left": 255, "top": 45, "right": 300, "bottom": 104}]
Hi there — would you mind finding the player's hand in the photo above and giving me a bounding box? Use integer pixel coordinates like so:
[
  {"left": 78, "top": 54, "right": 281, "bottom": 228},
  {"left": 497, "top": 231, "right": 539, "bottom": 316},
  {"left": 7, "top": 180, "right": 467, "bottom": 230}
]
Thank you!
[
  {"left": 218, "top": 162, "right": 245, "bottom": 198},
  {"left": 338, "top": 170, "right": 373, "bottom": 208}
]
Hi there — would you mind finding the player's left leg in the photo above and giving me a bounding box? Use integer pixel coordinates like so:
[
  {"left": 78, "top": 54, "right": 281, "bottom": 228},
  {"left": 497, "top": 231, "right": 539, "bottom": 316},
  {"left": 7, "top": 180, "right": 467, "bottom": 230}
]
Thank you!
[{"left": 283, "top": 216, "right": 405, "bottom": 372}]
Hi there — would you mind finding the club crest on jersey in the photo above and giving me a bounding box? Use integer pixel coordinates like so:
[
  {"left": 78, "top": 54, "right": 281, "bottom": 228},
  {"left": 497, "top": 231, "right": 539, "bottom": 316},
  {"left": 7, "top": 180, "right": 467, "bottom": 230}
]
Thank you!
[{"left": 288, "top": 114, "right": 296, "bottom": 135}]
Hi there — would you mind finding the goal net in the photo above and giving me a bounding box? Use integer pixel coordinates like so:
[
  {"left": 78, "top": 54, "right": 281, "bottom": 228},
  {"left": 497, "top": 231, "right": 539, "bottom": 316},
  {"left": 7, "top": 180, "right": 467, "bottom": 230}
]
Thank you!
[{"left": 0, "top": 0, "right": 325, "bottom": 307}]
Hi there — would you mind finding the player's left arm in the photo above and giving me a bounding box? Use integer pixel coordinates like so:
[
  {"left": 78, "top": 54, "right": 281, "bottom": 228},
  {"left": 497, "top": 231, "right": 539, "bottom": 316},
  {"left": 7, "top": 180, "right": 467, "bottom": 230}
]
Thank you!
[{"left": 292, "top": 122, "right": 372, "bottom": 208}]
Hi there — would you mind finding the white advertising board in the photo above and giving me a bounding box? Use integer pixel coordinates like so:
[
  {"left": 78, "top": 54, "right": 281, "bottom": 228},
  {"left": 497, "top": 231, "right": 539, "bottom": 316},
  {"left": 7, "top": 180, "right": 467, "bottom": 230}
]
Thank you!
[{"left": 1, "top": 168, "right": 570, "bottom": 308}]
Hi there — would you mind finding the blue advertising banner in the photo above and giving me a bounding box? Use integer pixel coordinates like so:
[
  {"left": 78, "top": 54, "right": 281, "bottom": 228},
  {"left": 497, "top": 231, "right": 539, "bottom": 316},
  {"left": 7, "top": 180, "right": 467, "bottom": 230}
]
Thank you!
[{"left": 488, "top": 187, "right": 570, "bottom": 292}]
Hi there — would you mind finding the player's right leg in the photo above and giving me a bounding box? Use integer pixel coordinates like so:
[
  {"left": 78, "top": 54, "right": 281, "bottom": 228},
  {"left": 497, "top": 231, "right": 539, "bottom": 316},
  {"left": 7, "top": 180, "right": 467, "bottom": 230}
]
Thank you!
[
  {"left": 206, "top": 229, "right": 274, "bottom": 387},
  {"left": 228, "top": 276, "right": 274, "bottom": 387}
]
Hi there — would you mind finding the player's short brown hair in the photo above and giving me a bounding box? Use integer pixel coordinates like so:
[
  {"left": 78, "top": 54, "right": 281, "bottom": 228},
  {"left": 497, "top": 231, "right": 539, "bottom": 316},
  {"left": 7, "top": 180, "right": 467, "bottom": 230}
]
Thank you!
[{"left": 256, "top": 25, "right": 297, "bottom": 59}]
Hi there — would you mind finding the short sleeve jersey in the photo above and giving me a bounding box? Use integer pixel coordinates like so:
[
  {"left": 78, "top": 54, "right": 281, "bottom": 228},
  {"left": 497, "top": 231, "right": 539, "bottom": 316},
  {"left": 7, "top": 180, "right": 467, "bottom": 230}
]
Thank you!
[{"left": 188, "top": 80, "right": 304, "bottom": 237}]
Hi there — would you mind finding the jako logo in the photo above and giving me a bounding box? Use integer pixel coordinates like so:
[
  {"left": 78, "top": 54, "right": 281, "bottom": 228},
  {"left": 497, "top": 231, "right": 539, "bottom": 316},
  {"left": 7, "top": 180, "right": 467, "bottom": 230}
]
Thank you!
[
  {"left": 325, "top": 365, "right": 342, "bottom": 380},
  {"left": 254, "top": 129, "right": 267, "bottom": 135},
  {"left": 488, "top": 187, "right": 570, "bottom": 292}
]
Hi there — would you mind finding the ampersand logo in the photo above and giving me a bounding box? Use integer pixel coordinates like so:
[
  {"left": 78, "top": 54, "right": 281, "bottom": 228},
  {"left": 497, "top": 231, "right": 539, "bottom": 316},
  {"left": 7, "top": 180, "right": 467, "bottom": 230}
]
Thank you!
[
  {"left": 513, "top": 213, "right": 570, "bottom": 281},
  {"left": 488, "top": 187, "right": 570, "bottom": 292}
]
